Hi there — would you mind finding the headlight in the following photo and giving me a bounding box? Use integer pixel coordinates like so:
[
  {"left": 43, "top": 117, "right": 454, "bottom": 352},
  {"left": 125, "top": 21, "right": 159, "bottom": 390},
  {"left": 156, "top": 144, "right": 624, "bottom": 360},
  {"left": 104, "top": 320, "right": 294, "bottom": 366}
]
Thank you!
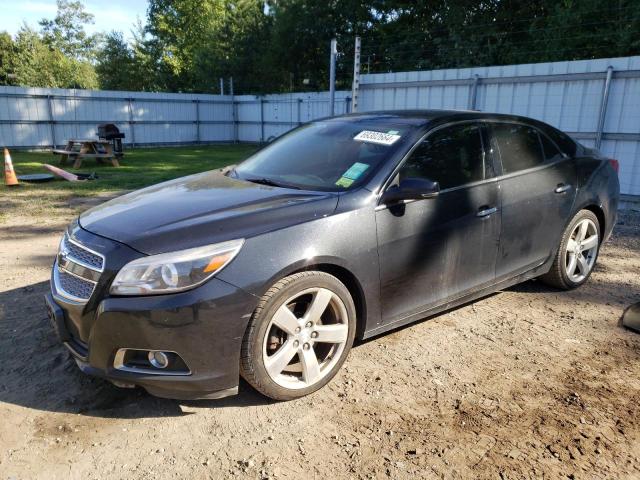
[{"left": 110, "top": 239, "right": 244, "bottom": 295}]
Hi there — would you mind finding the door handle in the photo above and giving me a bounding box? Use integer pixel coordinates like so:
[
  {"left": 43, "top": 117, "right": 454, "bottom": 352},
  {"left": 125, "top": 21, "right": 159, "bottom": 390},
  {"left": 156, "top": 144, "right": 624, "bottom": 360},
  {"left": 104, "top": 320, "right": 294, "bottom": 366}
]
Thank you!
[
  {"left": 554, "top": 183, "right": 572, "bottom": 194},
  {"left": 476, "top": 206, "right": 498, "bottom": 218}
]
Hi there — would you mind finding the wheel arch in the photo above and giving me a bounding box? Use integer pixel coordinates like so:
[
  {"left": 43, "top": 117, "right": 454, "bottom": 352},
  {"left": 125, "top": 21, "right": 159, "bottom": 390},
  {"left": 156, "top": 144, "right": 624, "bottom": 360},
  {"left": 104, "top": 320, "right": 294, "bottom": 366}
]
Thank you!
[
  {"left": 580, "top": 203, "right": 606, "bottom": 244},
  {"left": 290, "top": 263, "right": 367, "bottom": 340}
]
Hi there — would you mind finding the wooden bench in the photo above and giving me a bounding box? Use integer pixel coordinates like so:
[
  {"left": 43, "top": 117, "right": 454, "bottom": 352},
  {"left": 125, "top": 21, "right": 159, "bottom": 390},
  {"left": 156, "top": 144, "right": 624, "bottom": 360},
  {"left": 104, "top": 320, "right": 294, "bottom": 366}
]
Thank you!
[
  {"left": 77, "top": 153, "right": 115, "bottom": 158},
  {"left": 52, "top": 140, "right": 120, "bottom": 169}
]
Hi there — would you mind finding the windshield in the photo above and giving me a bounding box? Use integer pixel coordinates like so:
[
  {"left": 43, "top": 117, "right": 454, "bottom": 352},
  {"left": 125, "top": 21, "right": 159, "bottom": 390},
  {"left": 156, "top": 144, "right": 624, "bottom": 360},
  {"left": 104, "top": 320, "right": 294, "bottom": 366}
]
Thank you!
[{"left": 233, "top": 119, "right": 416, "bottom": 191}]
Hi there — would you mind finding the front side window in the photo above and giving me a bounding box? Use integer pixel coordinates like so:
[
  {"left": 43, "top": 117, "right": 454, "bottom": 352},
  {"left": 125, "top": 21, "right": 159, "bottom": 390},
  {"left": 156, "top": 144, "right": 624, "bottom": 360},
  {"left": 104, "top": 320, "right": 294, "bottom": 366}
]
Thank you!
[
  {"left": 398, "top": 123, "right": 485, "bottom": 190},
  {"left": 492, "top": 123, "right": 546, "bottom": 173}
]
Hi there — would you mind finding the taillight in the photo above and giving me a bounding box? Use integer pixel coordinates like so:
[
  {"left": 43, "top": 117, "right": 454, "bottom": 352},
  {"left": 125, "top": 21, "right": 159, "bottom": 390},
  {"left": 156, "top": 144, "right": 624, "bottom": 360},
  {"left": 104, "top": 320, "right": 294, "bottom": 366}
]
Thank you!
[{"left": 608, "top": 159, "right": 619, "bottom": 174}]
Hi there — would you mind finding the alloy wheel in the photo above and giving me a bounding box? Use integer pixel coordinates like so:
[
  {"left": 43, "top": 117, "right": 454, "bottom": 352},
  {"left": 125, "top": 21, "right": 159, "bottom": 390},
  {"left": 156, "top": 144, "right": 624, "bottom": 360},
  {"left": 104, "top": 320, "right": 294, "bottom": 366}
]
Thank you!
[
  {"left": 262, "top": 287, "right": 350, "bottom": 389},
  {"left": 564, "top": 218, "right": 599, "bottom": 283}
]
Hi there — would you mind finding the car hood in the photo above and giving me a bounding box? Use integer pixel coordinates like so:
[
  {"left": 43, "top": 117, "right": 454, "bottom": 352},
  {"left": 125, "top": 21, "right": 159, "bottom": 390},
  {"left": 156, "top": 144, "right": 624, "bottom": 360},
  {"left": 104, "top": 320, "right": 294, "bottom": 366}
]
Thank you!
[{"left": 79, "top": 170, "right": 339, "bottom": 255}]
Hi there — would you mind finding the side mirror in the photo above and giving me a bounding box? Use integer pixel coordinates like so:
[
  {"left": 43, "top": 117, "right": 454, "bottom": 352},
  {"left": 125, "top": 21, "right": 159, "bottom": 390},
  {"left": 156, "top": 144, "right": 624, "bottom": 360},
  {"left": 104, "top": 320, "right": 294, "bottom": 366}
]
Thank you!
[{"left": 381, "top": 177, "right": 440, "bottom": 205}]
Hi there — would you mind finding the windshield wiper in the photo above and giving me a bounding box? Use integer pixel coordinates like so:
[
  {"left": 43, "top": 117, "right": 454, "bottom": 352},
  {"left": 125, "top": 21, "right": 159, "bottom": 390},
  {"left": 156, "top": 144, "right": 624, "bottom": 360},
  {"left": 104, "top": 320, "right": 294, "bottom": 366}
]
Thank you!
[{"left": 243, "top": 177, "right": 300, "bottom": 190}]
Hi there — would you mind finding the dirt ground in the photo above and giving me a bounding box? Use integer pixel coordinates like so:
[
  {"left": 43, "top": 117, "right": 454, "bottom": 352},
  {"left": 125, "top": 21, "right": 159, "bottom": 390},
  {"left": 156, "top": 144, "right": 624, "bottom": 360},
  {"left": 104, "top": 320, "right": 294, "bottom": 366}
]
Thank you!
[{"left": 1, "top": 199, "right": 639, "bottom": 480}]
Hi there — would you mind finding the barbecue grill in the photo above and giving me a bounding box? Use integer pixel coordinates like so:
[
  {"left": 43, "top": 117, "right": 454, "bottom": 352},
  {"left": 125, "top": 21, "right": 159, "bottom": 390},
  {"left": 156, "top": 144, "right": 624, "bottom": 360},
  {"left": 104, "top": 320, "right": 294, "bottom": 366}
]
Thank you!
[{"left": 97, "top": 123, "right": 125, "bottom": 158}]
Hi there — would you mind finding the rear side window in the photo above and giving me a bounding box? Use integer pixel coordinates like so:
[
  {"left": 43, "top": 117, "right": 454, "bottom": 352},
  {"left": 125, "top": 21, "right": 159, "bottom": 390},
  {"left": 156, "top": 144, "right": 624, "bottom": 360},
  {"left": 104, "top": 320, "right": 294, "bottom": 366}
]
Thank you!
[
  {"left": 492, "top": 123, "right": 545, "bottom": 173},
  {"left": 546, "top": 128, "right": 578, "bottom": 157},
  {"left": 399, "top": 123, "right": 485, "bottom": 190},
  {"left": 539, "top": 133, "right": 564, "bottom": 162}
]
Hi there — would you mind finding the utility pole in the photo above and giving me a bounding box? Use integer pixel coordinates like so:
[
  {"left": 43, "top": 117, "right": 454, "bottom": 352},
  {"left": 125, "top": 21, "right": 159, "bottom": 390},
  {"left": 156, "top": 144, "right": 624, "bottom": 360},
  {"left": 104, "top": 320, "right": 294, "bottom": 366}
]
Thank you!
[
  {"left": 329, "top": 38, "right": 337, "bottom": 116},
  {"left": 351, "top": 36, "right": 361, "bottom": 113}
]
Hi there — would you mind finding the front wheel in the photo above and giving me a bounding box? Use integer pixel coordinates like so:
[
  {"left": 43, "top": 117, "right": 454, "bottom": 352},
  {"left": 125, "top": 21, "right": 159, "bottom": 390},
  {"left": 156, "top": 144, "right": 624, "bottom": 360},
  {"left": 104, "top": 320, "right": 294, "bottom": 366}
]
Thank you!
[
  {"left": 540, "top": 209, "right": 601, "bottom": 290},
  {"left": 240, "top": 271, "right": 356, "bottom": 400}
]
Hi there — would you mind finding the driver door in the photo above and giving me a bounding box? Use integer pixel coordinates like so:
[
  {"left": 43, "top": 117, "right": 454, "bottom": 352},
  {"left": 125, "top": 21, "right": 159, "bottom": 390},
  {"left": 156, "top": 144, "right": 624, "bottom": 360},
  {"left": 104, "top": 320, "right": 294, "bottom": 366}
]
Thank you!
[{"left": 375, "top": 122, "right": 501, "bottom": 324}]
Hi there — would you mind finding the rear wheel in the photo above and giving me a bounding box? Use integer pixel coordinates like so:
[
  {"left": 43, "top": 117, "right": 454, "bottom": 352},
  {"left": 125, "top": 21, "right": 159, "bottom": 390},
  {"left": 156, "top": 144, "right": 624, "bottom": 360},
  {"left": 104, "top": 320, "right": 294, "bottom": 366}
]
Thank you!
[
  {"left": 540, "top": 209, "right": 600, "bottom": 289},
  {"left": 240, "top": 271, "right": 356, "bottom": 400}
]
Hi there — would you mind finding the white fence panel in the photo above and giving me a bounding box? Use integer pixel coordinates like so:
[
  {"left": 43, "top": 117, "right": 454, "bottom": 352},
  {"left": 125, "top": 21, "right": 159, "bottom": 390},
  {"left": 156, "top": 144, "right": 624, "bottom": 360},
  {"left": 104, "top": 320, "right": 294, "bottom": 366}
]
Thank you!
[
  {"left": 0, "top": 56, "right": 638, "bottom": 196},
  {"left": 358, "top": 56, "right": 640, "bottom": 196}
]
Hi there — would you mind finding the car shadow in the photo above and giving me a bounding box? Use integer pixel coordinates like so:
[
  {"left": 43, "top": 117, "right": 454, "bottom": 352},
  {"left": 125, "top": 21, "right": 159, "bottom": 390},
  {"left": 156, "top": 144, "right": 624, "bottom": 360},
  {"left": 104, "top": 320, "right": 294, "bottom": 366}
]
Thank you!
[{"left": 0, "top": 281, "right": 274, "bottom": 419}]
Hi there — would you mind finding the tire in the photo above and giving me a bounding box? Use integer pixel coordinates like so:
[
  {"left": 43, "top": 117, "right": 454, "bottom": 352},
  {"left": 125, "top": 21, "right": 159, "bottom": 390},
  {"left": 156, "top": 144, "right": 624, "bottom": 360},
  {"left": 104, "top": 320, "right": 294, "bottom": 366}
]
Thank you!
[
  {"left": 540, "top": 209, "right": 601, "bottom": 290},
  {"left": 240, "top": 271, "right": 356, "bottom": 400}
]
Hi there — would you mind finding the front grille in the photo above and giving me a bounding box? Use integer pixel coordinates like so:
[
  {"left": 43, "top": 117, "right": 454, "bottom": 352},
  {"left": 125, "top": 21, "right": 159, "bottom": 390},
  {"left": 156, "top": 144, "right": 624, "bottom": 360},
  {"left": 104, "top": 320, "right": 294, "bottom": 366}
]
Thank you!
[
  {"left": 54, "top": 234, "right": 104, "bottom": 303},
  {"left": 63, "top": 235, "right": 104, "bottom": 270},
  {"left": 57, "top": 269, "right": 96, "bottom": 301}
]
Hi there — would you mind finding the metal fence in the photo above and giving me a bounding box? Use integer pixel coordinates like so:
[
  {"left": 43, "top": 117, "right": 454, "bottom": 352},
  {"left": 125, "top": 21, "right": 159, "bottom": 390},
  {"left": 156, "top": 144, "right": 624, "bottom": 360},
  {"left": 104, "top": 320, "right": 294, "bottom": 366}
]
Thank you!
[
  {"left": 234, "top": 92, "right": 351, "bottom": 142},
  {"left": 358, "top": 55, "right": 640, "bottom": 197},
  {"left": 0, "top": 55, "right": 638, "bottom": 196},
  {"left": 0, "top": 88, "right": 351, "bottom": 148}
]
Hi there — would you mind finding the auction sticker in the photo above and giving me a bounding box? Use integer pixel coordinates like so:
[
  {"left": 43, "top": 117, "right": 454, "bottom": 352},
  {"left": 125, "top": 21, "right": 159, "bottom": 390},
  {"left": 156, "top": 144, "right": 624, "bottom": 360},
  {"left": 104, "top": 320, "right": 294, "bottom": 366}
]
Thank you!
[{"left": 354, "top": 130, "right": 401, "bottom": 146}]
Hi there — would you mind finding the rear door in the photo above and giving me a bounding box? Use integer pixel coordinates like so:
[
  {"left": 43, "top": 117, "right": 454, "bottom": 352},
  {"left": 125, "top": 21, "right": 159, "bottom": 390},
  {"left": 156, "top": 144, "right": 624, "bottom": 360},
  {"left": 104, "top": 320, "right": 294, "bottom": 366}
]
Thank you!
[
  {"left": 490, "top": 122, "right": 577, "bottom": 280},
  {"left": 376, "top": 122, "right": 501, "bottom": 324}
]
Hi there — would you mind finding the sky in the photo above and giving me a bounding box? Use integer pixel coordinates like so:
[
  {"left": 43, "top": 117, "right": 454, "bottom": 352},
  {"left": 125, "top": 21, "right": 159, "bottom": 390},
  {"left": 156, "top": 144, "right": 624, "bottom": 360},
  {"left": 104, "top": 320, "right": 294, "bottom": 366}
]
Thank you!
[{"left": 0, "top": 0, "right": 149, "bottom": 39}]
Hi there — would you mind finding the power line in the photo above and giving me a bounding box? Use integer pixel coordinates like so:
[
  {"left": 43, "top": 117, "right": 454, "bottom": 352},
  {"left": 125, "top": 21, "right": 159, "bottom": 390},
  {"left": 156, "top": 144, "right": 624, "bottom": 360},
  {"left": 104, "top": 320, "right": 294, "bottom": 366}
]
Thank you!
[
  {"left": 363, "top": 42, "right": 631, "bottom": 63},
  {"left": 362, "top": 43, "right": 632, "bottom": 74},
  {"left": 360, "top": 30, "right": 632, "bottom": 60},
  {"left": 357, "top": 4, "right": 636, "bottom": 45},
  {"left": 360, "top": 19, "right": 633, "bottom": 57}
]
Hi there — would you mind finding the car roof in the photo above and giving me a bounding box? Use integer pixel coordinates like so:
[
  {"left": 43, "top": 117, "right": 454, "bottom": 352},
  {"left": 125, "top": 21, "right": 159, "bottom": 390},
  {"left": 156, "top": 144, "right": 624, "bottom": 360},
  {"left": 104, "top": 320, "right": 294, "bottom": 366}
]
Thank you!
[{"left": 331, "top": 109, "right": 551, "bottom": 129}]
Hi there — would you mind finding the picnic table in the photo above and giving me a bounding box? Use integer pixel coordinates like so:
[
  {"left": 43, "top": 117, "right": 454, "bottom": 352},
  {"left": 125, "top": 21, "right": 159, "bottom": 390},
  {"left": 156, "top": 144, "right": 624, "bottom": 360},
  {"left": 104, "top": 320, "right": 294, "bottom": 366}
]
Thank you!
[{"left": 52, "top": 139, "right": 120, "bottom": 169}]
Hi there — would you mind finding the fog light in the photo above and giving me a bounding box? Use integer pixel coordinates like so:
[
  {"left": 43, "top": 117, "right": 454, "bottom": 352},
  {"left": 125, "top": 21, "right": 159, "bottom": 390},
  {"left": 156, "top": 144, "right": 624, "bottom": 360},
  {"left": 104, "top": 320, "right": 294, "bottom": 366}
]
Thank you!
[
  {"left": 114, "top": 348, "right": 190, "bottom": 375},
  {"left": 148, "top": 350, "right": 169, "bottom": 369}
]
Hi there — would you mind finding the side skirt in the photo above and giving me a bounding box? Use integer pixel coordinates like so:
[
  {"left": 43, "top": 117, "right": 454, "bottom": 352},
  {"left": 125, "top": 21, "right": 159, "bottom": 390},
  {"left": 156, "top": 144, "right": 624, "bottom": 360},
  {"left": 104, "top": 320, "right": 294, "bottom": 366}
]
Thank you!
[{"left": 361, "top": 261, "right": 552, "bottom": 341}]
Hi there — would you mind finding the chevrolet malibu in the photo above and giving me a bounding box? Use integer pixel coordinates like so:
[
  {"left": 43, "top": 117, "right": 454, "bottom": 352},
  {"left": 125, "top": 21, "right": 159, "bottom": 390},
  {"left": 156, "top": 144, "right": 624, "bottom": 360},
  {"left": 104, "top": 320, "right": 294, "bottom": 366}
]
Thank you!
[{"left": 45, "top": 110, "right": 620, "bottom": 401}]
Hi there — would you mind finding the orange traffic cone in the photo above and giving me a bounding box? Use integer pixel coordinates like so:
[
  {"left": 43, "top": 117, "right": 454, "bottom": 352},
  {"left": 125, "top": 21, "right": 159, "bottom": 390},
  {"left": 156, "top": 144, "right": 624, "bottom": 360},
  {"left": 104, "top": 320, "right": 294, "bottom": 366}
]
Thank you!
[{"left": 4, "top": 148, "right": 19, "bottom": 186}]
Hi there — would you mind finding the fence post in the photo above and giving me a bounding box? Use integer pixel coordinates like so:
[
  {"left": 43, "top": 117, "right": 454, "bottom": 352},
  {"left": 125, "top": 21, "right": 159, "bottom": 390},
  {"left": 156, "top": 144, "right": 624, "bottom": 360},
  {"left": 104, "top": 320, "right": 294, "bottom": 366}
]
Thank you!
[
  {"left": 127, "top": 98, "right": 136, "bottom": 147},
  {"left": 351, "top": 36, "right": 361, "bottom": 113},
  {"left": 47, "top": 95, "right": 56, "bottom": 148},
  {"left": 595, "top": 66, "right": 614, "bottom": 150},
  {"left": 260, "top": 98, "right": 265, "bottom": 143},
  {"left": 469, "top": 74, "right": 480, "bottom": 110},
  {"left": 297, "top": 98, "right": 303, "bottom": 126},
  {"left": 232, "top": 100, "right": 238, "bottom": 144},
  {"left": 219, "top": 78, "right": 224, "bottom": 95},
  {"left": 195, "top": 100, "right": 201, "bottom": 144},
  {"left": 329, "top": 38, "right": 337, "bottom": 115}
]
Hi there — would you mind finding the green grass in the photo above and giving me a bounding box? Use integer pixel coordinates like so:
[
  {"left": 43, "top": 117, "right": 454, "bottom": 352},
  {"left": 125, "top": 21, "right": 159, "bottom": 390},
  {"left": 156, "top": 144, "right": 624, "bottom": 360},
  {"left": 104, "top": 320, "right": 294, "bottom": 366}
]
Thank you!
[{"left": 0, "top": 145, "right": 256, "bottom": 222}]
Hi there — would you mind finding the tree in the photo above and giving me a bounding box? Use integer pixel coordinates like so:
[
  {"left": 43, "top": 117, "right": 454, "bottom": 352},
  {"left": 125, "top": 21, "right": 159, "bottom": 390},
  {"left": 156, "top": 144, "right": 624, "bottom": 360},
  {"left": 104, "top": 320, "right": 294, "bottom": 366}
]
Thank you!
[
  {"left": 6, "top": 0, "right": 639, "bottom": 92},
  {"left": 96, "top": 31, "right": 136, "bottom": 90},
  {"left": 192, "top": 0, "right": 274, "bottom": 93},
  {"left": 129, "top": 18, "right": 176, "bottom": 91},
  {"left": 357, "top": 0, "right": 640, "bottom": 73},
  {"left": 93, "top": 0, "right": 640, "bottom": 94},
  {"left": 146, "top": 0, "right": 228, "bottom": 91},
  {"left": 0, "top": 32, "right": 17, "bottom": 85},
  {"left": 39, "top": 0, "right": 100, "bottom": 61},
  {"left": 10, "top": 26, "right": 98, "bottom": 89},
  {"left": 0, "top": 1, "right": 100, "bottom": 88},
  {"left": 264, "top": 0, "right": 373, "bottom": 91}
]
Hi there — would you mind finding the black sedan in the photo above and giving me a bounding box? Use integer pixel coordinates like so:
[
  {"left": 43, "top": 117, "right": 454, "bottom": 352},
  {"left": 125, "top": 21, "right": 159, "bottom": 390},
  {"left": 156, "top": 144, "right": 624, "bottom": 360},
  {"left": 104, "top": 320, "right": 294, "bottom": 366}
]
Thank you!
[{"left": 45, "top": 110, "right": 620, "bottom": 401}]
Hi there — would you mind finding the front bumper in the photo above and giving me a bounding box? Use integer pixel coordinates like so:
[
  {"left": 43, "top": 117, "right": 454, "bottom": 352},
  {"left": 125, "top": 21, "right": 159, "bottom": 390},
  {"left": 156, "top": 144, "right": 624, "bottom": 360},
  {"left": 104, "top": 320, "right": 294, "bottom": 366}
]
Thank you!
[{"left": 46, "top": 273, "right": 258, "bottom": 400}]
